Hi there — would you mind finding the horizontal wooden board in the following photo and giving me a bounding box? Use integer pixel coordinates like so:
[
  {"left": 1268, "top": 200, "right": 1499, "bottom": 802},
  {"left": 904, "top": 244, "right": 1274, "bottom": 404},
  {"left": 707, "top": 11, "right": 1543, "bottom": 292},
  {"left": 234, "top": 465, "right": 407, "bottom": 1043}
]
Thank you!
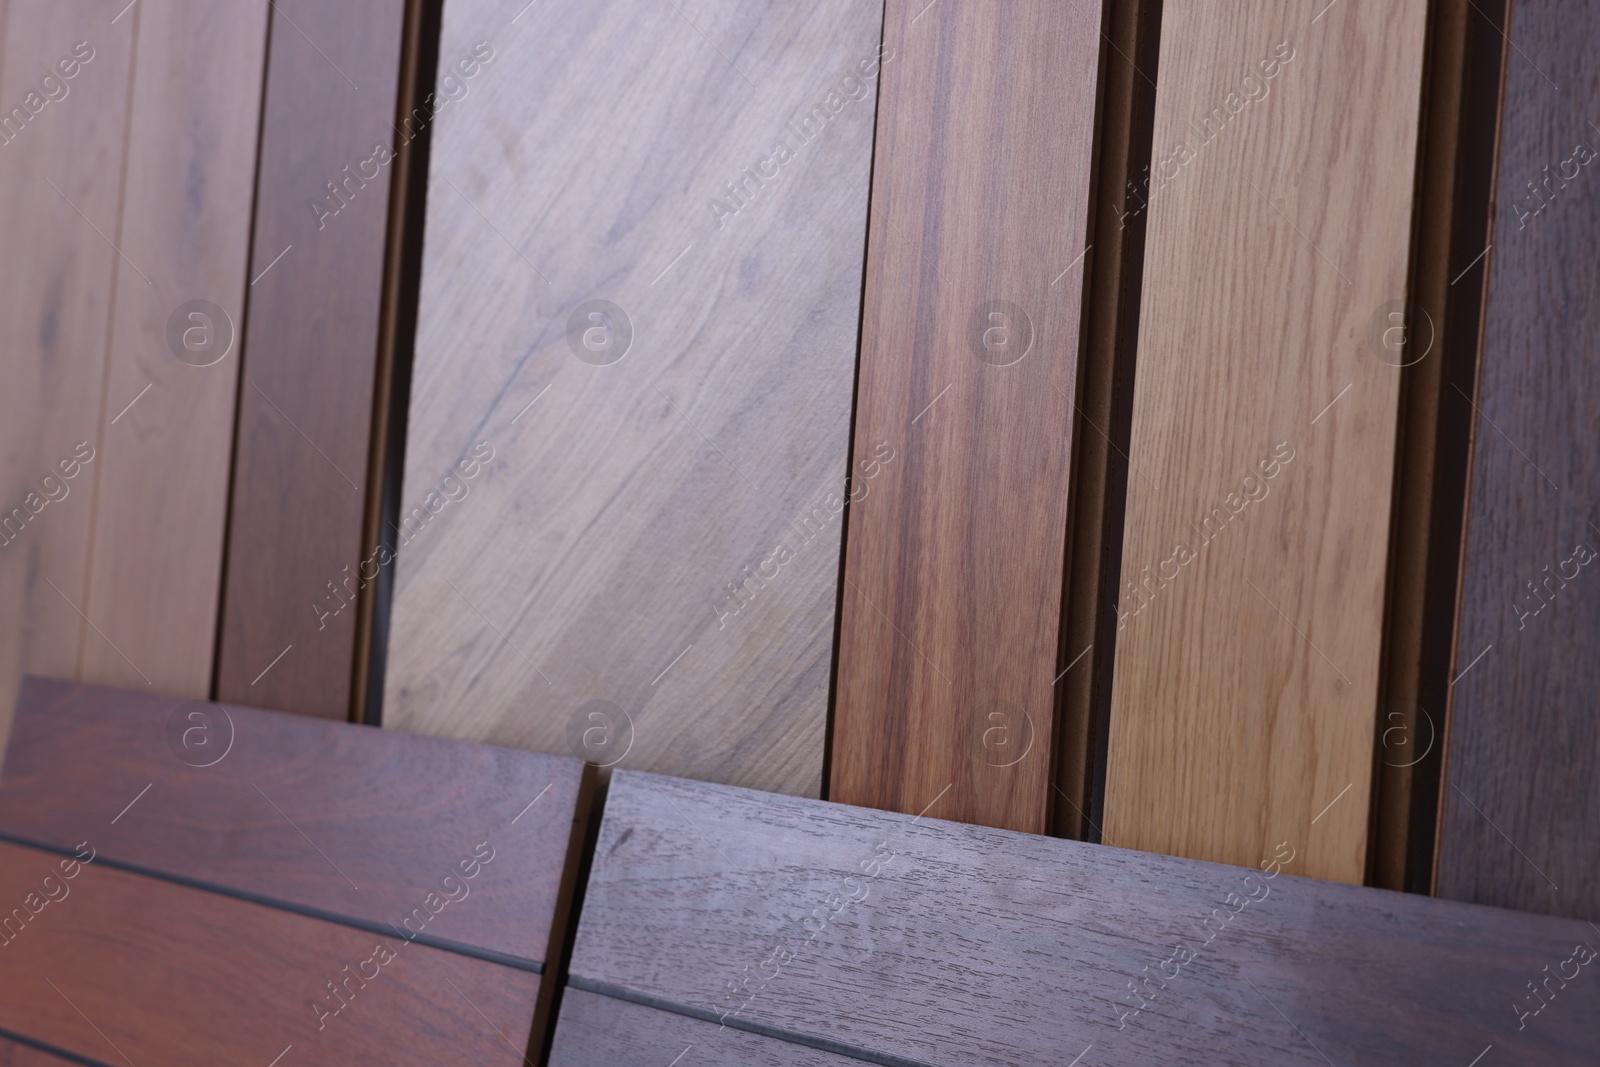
[
  {"left": 1101, "top": 0, "right": 1430, "bottom": 881},
  {"left": 381, "top": 0, "right": 881, "bottom": 797},
  {"left": 215, "top": 0, "right": 410, "bottom": 720},
  {"left": 0, "top": 838, "right": 540, "bottom": 1066},
  {"left": 566, "top": 770, "right": 1598, "bottom": 1066},
  {"left": 550, "top": 988, "right": 862, "bottom": 1067},
  {"left": 1435, "top": 0, "right": 1600, "bottom": 919},
  {"left": 0, "top": 676, "right": 590, "bottom": 967},
  {"left": 829, "top": 0, "right": 1103, "bottom": 834}
]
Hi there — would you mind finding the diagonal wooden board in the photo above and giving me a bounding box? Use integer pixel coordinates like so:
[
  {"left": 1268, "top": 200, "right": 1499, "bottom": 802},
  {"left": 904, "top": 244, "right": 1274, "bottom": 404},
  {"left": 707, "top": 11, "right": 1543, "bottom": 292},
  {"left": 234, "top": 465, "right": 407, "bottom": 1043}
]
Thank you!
[
  {"left": 382, "top": 0, "right": 884, "bottom": 796},
  {"left": 1102, "top": 0, "right": 1430, "bottom": 881},
  {"left": 555, "top": 770, "right": 1598, "bottom": 1067},
  {"left": 828, "top": 0, "right": 1106, "bottom": 834},
  {"left": 1435, "top": 0, "right": 1600, "bottom": 918}
]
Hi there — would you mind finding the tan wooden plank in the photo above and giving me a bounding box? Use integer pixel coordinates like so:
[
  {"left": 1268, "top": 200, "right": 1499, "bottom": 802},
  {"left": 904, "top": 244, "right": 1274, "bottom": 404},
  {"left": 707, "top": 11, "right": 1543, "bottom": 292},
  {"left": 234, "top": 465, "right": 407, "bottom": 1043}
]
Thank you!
[
  {"left": 79, "top": 0, "right": 267, "bottom": 694},
  {"left": 0, "top": 2, "right": 135, "bottom": 760},
  {"left": 383, "top": 0, "right": 881, "bottom": 795},
  {"left": 1102, "top": 1, "right": 1429, "bottom": 881},
  {"left": 829, "top": 0, "right": 1103, "bottom": 833}
]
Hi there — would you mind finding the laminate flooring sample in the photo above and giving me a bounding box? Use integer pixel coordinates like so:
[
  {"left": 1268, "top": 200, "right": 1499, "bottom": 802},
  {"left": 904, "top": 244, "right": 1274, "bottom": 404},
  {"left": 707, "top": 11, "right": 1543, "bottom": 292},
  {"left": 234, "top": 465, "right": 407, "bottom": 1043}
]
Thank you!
[
  {"left": 383, "top": 0, "right": 883, "bottom": 795},
  {"left": 0, "top": 1, "right": 267, "bottom": 757},
  {"left": 0, "top": 676, "right": 591, "bottom": 1063},
  {"left": 1102, "top": 0, "right": 1429, "bottom": 881},
  {"left": 555, "top": 771, "right": 1597, "bottom": 1066},
  {"left": 1436, "top": 0, "right": 1600, "bottom": 918},
  {"left": 829, "top": 0, "right": 1104, "bottom": 834},
  {"left": 216, "top": 0, "right": 411, "bottom": 720}
]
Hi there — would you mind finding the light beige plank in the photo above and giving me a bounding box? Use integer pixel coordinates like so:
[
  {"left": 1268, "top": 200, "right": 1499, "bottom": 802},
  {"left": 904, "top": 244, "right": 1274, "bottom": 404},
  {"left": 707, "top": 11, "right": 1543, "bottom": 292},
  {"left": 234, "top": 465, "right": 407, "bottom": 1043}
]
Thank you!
[{"left": 1103, "top": 1, "right": 1429, "bottom": 881}]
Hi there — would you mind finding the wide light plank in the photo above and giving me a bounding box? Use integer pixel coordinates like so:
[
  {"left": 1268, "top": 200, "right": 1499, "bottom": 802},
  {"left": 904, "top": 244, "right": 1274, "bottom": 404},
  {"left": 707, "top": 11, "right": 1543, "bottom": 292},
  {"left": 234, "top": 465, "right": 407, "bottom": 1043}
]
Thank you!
[{"left": 1103, "top": 0, "right": 1429, "bottom": 881}]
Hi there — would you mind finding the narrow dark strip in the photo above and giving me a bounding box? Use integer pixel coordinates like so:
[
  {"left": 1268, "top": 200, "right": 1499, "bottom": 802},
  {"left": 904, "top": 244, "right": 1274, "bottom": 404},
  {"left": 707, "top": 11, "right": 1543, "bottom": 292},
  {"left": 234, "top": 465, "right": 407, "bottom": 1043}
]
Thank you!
[
  {"left": 565, "top": 976, "right": 940, "bottom": 1067},
  {"left": 0, "top": 832, "right": 541, "bottom": 974},
  {"left": 0, "top": 1025, "right": 116, "bottom": 1067}
]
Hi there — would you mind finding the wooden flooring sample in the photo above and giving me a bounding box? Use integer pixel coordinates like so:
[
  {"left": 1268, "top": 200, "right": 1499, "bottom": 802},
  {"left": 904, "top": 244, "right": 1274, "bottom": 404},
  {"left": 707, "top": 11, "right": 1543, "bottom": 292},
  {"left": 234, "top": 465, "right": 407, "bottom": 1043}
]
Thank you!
[
  {"left": 564, "top": 770, "right": 1598, "bottom": 1067},
  {"left": 0, "top": 2, "right": 135, "bottom": 762},
  {"left": 383, "top": 0, "right": 881, "bottom": 795},
  {"left": 78, "top": 0, "right": 267, "bottom": 694},
  {"left": 1102, "top": 1, "right": 1429, "bottom": 881},
  {"left": 216, "top": 0, "right": 409, "bottom": 719},
  {"left": 1436, "top": 0, "right": 1600, "bottom": 917},
  {"left": 0, "top": 839, "right": 540, "bottom": 1067},
  {"left": 830, "top": 0, "right": 1103, "bottom": 833},
  {"left": 0, "top": 676, "right": 591, "bottom": 968}
]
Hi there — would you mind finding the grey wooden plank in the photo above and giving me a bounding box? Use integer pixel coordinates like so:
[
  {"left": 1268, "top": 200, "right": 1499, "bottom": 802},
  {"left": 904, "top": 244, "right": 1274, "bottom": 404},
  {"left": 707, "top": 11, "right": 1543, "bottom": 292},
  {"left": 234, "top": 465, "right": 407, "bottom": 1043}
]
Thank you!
[
  {"left": 568, "top": 770, "right": 1599, "bottom": 1067},
  {"left": 549, "top": 988, "right": 866, "bottom": 1067}
]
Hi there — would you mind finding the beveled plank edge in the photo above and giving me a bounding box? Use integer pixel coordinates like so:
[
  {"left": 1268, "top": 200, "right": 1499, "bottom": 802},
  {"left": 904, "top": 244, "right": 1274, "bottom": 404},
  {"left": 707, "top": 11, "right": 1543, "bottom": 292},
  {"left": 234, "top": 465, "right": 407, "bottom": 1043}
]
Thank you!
[
  {"left": 0, "top": 1028, "right": 105, "bottom": 1067},
  {"left": 565, "top": 979, "right": 933, "bottom": 1067},
  {"left": 0, "top": 833, "right": 542, "bottom": 972}
]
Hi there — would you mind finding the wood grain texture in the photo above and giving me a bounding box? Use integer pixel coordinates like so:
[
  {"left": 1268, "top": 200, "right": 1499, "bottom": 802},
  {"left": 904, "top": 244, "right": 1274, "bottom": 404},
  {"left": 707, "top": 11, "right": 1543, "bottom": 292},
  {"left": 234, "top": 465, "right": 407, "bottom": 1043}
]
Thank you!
[
  {"left": 550, "top": 989, "right": 863, "bottom": 1067},
  {"left": 1102, "top": 1, "right": 1429, "bottom": 882},
  {"left": 567, "top": 770, "right": 1598, "bottom": 1067},
  {"left": 830, "top": 0, "right": 1103, "bottom": 834},
  {"left": 382, "top": 0, "right": 882, "bottom": 795},
  {"left": 1436, "top": 0, "right": 1600, "bottom": 918},
  {"left": 0, "top": 839, "right": 541, "bottom": 1067},
  {"left": 0, "top": 2, "right": 135, "bottom": 765},
  {"left": 215, "top": 0, "right": 409, "bottom": 720},
  {"left": 78, "top": 0, "right": 267, "bottom": 694},
  {"left": 0, "top": 676, "right": 592, "bottom": 968}
]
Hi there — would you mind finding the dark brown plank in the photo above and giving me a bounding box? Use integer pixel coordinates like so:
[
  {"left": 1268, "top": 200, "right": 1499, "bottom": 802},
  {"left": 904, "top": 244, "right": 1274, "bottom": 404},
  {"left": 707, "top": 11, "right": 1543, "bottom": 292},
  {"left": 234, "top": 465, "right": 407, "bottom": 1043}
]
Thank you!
[
  {"left": 0, "top": 676, "right": 590, "bottom": 968},
  {"left": 0, "top": 839, "right": 539, "bottom": 1066},
  {"left": 550, "top": 989, "right": 860, "bottom": 1067},
  {"left": 567, "top": 770, "right": 1597, "bottom": 1066},
  {"left": 215, "top": 0, "right": 411, "bottom": 720},
  {"left": 830, "top": 0, "right": 1103, "bottom": 834},
  {"left": 1434, "top": 0, "right": 1600, "bottom": 918}
]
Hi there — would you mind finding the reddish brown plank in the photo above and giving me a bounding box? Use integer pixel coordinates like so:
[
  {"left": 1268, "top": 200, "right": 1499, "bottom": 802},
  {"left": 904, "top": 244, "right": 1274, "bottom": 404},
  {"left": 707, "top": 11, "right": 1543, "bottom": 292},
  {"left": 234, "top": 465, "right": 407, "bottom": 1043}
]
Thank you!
[
  {"left": 0, "top": 676, "right": 590, "bottom": 968},
  {"left": 830, "top": 0, "right": 1103, "bottom": 833},
  {"left": 0, "top": 1035, "right": 76, "bottom": 1067},
  {"left": 1435, "top": 0, "right": 1600, "bottom": 917},
  {"left": 564, "top": 771, "right": 1598, "bottom": 1066},
  {"left": 0, "top": 839, "right": 540, "bottom": 1067},
  {"left": 215, "top": 0, "right": 412, "bottom": 720}
]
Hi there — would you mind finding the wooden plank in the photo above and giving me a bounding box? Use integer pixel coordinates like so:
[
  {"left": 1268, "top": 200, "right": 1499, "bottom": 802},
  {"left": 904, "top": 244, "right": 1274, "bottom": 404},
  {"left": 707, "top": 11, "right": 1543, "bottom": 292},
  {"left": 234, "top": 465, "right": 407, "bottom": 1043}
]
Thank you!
[
  {"left": 78, "top": 0, "right": 267, "bottom": 694},
  {"left": 215, "top": 0, "right": 410, "bottom": 720},
  {"left": 0, "top": 676, "right": 592, "bottom": 969},
  {"left": 1101, "top": 1, "right": 1429, "bottom": 881},
  {"left": 567, "top": 770, "right": 1598, "bottom": 1067},
  {"left": 0, "top": 4, "right": 134, "bottom": 764},
  {"left": 382, "top": 0, "right": 881, "bottom": 795},
  {"left": 830, "top": 0, "right": 1104, "bottom": 834},
  {"left": 0, "top": 838, "right": 541, "bottom": 1067},
  {"left": 550, "top": 988, "right": 861, "bottom": 1067},
  {"left": 1436, "top": 0, "right": 1600, "bottom": 917}
]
